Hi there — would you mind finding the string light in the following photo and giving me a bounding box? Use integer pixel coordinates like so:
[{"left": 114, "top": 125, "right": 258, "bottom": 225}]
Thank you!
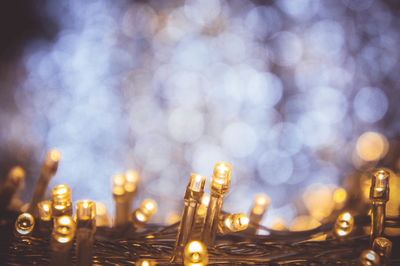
[
  {"left": 0, "top": 166, "right": 25, "bottom": 210},
  {"left": 112, "top": 174, "right": 129, "bottom": 226},
  {"left": 372, "top": 237, "right": 392, "bottom": 265},
  {"left": 38, "top": 201, "right": 52, "bottom": 221},
  {"left": 37, "top": 200, "right": 52, "bottom": 234},
  {"left": 125, "top": 170, "right": 139, "bottom": 199},
  {"left": 95, "top": 202, "right": 110, "bottom": 227},
  {"left": 51, "top": 215, "right": 76, "bottom": 265},
  {"left": 15, "top": 213, "right": 35, "bottom": 236},
  {"left": 359, "top": 249, "right": 380, "bottom": 266},
  {"left": 202, "top": 162, "right": 231, "bottom": 246},
  {"left": 131, "top": 199, "right": 157, "bottom": 230},
  {"left": 76, "top": 200, "right": 96, "bottom": 266},
  {"left": 172, "top": 173, "right": 206, "bottom": 263},
  {"left": 369, "top": 169, "right": 390, "bottom": 242},
  {"left": 29, "top": 149, "right": 60, "bottom": 217},
  {"left": 247, "top": 194, "right": 269, "bottom": 234},
  {"left": 333, "top": 211, "right": 354, "bottom": 238},
  {"left": 218, "top": 213, "right": 249, "bottom": 234},
  {"left": 184, "top": 240, "right": 208, "bottom": 266},
  {"left": 51, "top": 184, "right": 72, "bottom": 217}
]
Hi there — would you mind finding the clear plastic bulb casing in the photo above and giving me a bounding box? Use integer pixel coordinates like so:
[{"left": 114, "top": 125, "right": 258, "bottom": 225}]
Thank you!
[
  {"left": 15, "top": 213, "right": 35, "bottom": 235},
  {"left": 52, "top": 215, "right": 76, "bottom": 244},
  {"left": 184, "top": 240, "right": 208, "bottom": 266},
  {"left": 333, "top": 212, "right": 354, "bottom": 237},
  {"left": 132, "top": 199, "right": 157, "bottom": 229},
  {"left": 52, "top": 184, "right": 72, "bottom": 217}
]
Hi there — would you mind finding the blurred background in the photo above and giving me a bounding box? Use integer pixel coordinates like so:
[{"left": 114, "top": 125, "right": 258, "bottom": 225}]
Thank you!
[{"left": 1, "top": 0, "right": 400, "bottom": 228}]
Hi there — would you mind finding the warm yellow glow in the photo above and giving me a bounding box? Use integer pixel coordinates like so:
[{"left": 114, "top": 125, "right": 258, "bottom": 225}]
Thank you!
[
  {"left": 252, "top": 194, "right": 269, "bottom": 215},
  {"left": 113, "top": 174, "right": 126, "bottom": 196},
  {"left": 136, "top": 212, "right": 146, "bottom": 222},
  {"left": 55, "top": 205, "right": 66, "bottom": 210},
  {"left": 53, "top": 184, "right": 70, "bottom": 198},
  {"left": 76, "top": 200, "right": 96, "bottom": 222},
  {"left": 10, "top": 166, "right": 25, "bottom": 183},
  {"left": 370, "top": 169, "right": 390, "bottom": 201},
  {"left": 201, "top": 194, "right": 210, "bottom": 206},
  {"left": 290, "top": 215, "right": 321, "bottom": 231},
  {"left": 53, "top": 215, "right": 76, "bottom": 244},
  {"left": 333, "top": 188, "right": 347, "bottom": 204},
  {"left": 15, "top": 213, "right": 35, "bottom": 235},
  {"left": 132, "top": 199, "right": 157, "bottom": 228},
  {"left": 356, "top": 132, "right": 388, "bottom": 162},
  {"left": 303, "top": 184, "right": 334, "bottom": 221},
  {"left": 271, "top": 217, "right": 287, "bottom": 230},
  {"left": 58, "top": 237, "right": 70, "bottom": 243},
  {"left": 125, "top": 170, "right": 139, "bottom": 193},
  {"left": 334, "top": 212, "right": 354, "bottom": 238},
  {"left": 136, "top": 259, "right": 155, "bottom": 266},
  {"left": 145, "top": 202, "right": 155, "bottom": 211},
  {"left": 166, "top": 213, "right": 180, "bottom": 225},
  {"left": 96, "top": 202, "right": 107, "bottom": 216},
  {"left": 184, "top": 240, "right": 208, "bottom": 266},
  {"left": 189, "top": 173, "right": 206, "bottom": 192},
  {"left": 52, "top": 184, "right": 72, "bottom": 217},
  {"left": 210, "top": 162, "right": 231, "bottom": 195},
  {"left": 59, "top": 216, "right": 72, "bottom": 225},
  {"left": 38, "top": 201, "right": 52, "bottom": 221},
  {"left": 188, "top": 241, "right": 202, "bottom": 253},
  {"left": 219, "top": 213, "right": 249, "bottom": 234},
  {"left": 49, "top": 149, "right": 61, "bottom": 162},
  {"left": 95, "top": 202, "right": 110, "bottom": 227}
]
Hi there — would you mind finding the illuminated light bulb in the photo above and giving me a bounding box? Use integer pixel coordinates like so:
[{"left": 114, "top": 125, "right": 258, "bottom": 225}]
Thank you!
[
  {"left": 15, "top": 213, "right": 35, "bottom": 236},
  {"left": 333, "top": 188, "right": 347, "bottom": 209},
  {"left": 184, "top": 240, "right": 208, "bottom": 266},
  {"left": 95, "top": 202, "right": 110, "bottom": 227},
  {"left": 136, "top": 259, "right": 156, "bottom": 266},
  {"left": 51, "top": 215, "right": 76, "bottom": 265},
  {"left": 210, "top": 162, "right": 231, "bottom": 195},
  {"left": 247, "top": 194, "right": 269, "bottom": 234},
  {"left": 218, "top": 213, "right": 249, "bottom": 234},
  {"left": 113, "top": 174, "right": 126, "bottom": 197},
  {"left": 372, "top": 237, "right": 392, "bottom": 265},
  {"left": 369, "top": 169, "right": 390, "bottom": 242},
  {"left": 172, "top": 173, "right": 206, "bottom": 263},
  {"left": 52, "top": 215, "right": 76, "bottom": 244},
  {"left": 359, "top": 249, "right": 380, "bottom": 266},
  {"left": 76, "top": 200, "right": 96, "bottom": 266},
  {"left": 76, "top": 200, "right": 96, "bottom": 228},
  {"left": 52, "top": 184, "right": 72, "bottom": 217},
  {"left": 202, "top": 162, "right": 231, "bottom": 246},
  {"left": 125, "top": 170, "right": 139, "bottom": 196},
  {"left": 29, "top": 149, "right": 61, "bottom": 217},
  {"left": 333, "top": 212, "right": 354, "bottom": 238},
  {"left": 131, "top": 199, "right": 157, "bottom": 230},
  {"left": 38, "top": 200, "right": 52, "bottom": 221},
  {"left": 112, "top": 174, "right": 130, "bottom": 226},
  {"left": 0, "top": 166, "right": 25, "bottom": 210}
]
